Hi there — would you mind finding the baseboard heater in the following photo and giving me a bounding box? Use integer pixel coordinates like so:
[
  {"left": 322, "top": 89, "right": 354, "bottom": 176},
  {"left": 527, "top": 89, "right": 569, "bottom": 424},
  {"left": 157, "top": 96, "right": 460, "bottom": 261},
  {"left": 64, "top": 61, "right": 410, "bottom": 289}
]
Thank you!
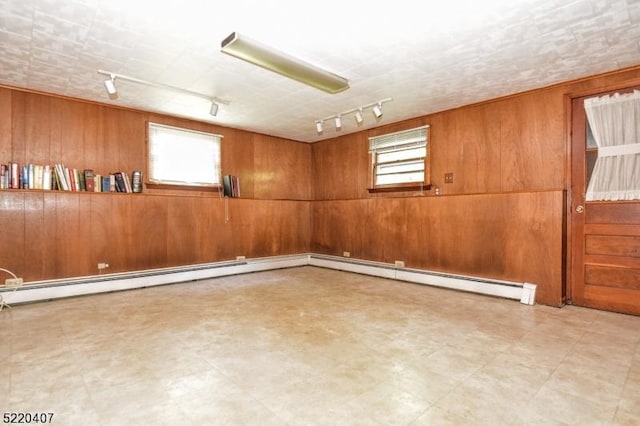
[
  {"left": 0, "top": 253, "right": 536, "bottom": 306},
  {"left": 307, "top": 254, "right": 537, "bottom": 305},
  {"left": 0, "top": 254, "right": 308, "bottom": 306}
]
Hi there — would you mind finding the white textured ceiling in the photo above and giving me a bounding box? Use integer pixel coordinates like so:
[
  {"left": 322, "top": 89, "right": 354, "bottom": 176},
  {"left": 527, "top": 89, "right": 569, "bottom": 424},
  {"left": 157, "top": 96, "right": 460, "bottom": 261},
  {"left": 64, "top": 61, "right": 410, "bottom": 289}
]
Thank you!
[{"left": 1, "top": 0, "right": 639, "bottom": 142}]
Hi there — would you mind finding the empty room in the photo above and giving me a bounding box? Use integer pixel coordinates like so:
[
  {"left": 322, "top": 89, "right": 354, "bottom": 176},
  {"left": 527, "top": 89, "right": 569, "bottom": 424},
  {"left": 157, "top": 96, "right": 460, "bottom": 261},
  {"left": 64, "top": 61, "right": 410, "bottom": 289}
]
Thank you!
[{"left": 1, "top": 0, "right": 639, "bottom": 424}]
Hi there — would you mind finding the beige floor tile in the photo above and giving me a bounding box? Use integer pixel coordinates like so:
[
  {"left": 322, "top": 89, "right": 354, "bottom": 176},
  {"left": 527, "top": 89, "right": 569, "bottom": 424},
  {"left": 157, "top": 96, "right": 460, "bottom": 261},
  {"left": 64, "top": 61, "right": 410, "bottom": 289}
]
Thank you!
[
  {"left": 613, "top": 408, "right": 640, "bottom": 426},
  {"left": 528, "top": 387, "right": 618, "bottom": 425},
  {"left": 410, "top": 405, "right": 471, "bottom": 426},
  {"left": 2, "top": 266, "right": 640, "bottom": 425}
]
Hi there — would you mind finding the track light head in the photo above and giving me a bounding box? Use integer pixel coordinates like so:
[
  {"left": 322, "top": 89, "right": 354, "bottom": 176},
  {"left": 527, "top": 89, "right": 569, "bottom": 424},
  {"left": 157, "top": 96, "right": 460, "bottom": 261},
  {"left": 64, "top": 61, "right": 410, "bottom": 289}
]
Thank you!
[
  {"left": 314, "top": 98, "right": 391, "bottom": 135},
  {"left": 209, "top": 101, "right": 219, "bottom": 116},
  {"left": 103, "top": 74, "right": 117, "bottom": 98},
  {"left": 354, "top": 108, "right": 363, "bottom": 125},
  {"left": 372, "top": 102, "right": 383, "bottom": 119}
]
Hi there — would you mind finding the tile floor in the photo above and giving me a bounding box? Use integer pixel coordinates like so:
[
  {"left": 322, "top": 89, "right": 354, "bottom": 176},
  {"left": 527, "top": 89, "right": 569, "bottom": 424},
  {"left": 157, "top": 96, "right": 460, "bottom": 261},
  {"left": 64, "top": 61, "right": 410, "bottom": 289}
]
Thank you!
[{"left": 1, "top": 266, "right": 639, "bottom": 425}]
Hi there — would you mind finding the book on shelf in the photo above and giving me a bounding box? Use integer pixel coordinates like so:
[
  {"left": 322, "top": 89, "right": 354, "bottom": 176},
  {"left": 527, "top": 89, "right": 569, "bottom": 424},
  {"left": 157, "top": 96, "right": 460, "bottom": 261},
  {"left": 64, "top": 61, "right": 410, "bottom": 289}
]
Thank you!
[
  {"left": 131, "top": 170, "right": 143, "bottom": 193},
  {"left": 77, "top": 169, "right": 86, "bottom": 191},
  {"left": 101, "top": 175, "right": 111, "bottom": 192},
  {"left": 42, "top": 165, "right": 52, "bottom": 190},
  {"left": 114, "top": 172, "right": 124, "bottom": 192},
  {"left": 10, "top": 162, "right": 19, "bottom": 189},
  {"left": 0, "top": 164, "right": 7, "bottom": 189},
  {"left": 123, "top": 171, "right": 132, "bottom": 193},
  {"left": 1, "top": 162, "right": 143, "bottom": 194},
  {"left": 222, "top": 175, "right": 240, "bottom": 197}
]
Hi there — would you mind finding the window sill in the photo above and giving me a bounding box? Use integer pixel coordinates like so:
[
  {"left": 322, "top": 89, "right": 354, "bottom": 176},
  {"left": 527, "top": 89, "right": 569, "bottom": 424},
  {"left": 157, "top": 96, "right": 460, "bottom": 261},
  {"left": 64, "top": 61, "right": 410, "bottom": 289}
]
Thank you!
[
  {"left": 146, "top": 182, "right": 221, "bottom": 192},
  {"left": 367, "top": 184, "right": 432, "bottom": 194}
]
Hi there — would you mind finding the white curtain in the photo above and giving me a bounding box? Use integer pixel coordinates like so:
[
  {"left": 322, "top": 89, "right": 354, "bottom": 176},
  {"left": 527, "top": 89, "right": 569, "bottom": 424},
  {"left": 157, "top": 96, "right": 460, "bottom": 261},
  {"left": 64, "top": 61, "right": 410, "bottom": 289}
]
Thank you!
[{"left": 584, "top": 90, "right": 640, "bottom": 201}]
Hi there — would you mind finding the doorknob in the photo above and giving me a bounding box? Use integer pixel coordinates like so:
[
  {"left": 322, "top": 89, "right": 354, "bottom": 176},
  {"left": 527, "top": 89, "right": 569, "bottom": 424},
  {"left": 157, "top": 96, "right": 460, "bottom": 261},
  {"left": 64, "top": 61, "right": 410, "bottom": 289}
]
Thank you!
[{"left": 575, "top": 205, "right": 584, "bottom": 214}]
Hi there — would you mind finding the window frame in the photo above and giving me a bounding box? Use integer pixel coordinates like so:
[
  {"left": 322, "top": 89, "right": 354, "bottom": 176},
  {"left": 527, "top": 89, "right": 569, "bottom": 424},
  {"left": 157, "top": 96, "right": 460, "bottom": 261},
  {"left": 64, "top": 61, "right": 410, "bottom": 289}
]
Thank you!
[
  {"left": 147, "top": 122, "right": 222, "bottom": 190},
  {"left": 367, "top": 125, "right": 431, "bottom": 193}
]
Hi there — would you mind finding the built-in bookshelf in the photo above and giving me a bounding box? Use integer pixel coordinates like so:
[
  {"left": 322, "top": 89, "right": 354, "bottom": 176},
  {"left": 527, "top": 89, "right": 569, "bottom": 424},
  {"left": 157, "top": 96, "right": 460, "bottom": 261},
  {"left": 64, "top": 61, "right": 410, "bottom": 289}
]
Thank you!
[{"left": 0, "top": 162, "right": 143, "bottom": 193}]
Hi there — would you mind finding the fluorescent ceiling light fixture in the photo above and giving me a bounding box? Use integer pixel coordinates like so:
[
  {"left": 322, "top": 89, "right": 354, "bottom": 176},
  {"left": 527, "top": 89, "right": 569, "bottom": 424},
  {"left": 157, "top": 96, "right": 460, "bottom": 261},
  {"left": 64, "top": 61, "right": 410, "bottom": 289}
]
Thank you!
[
  {"left": 221, "top": 32, "right": 349, "bottom": 94},
  {"left": 97, "top": 70, "right": 230, "bottom": 115}
]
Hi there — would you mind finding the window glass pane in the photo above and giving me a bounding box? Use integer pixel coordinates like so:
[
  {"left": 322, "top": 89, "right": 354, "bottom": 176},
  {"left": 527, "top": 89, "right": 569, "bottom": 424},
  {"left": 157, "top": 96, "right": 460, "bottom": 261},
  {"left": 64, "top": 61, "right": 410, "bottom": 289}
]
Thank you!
[
  {"left": 377, "top": 171, "right": 424, "bottom": 185},
  {"left": 586, "top": 122, "right": 597, "bottom": 149},
  {"left": 377, "top": 160, "right": 424, "bottom": 176},
  {"left": 148, "top": 123, "right": 221, "bottom": 186},
  {"left": 378, "top": 147, "right": 426, "bottom": 163}
]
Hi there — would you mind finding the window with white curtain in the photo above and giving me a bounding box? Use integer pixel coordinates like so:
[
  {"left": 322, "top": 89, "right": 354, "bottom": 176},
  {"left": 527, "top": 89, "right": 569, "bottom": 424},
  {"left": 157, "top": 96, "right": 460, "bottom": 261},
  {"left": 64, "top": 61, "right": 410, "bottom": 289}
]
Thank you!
[
  {"left": 369, "top": 125, "right": 429, "bottom": 189},
  {"left": 584, "top": 90, "right": 640, "bottom": 201},
  {"left": 148, "top": 122, "right": 222, "bottom": 187}
]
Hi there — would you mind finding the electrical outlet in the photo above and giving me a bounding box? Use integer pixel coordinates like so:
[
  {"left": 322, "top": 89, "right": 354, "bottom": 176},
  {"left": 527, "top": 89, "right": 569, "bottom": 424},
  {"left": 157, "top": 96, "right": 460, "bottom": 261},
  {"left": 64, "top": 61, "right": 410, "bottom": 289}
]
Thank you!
[
  {"left": 236, "top": 255, "right": 246, "bottom": 261},
  {"left": 5, "top": 277, "right": 23, "bottom": 287},
  {"left": 97, "top": 262, "right": 109, "bottom": 270},
  {"left": 444, "top": 172, "right": 454, "bottom": 183},
  {"left": 395, "top": 260, "right": 405, "bottom": 268},
  {"left": 343, "top": 251, "right": 351, "bottom": 257}
]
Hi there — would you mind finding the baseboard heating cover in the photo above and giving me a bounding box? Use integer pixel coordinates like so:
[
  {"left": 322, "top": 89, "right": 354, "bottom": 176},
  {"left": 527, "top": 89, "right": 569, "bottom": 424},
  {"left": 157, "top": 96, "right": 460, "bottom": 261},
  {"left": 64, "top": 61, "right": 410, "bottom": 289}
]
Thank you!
[
  {"left": 308, "top": 254, "right": 537, "bottom": 305},
  {"left": 0, "top": 253, "right": 536, "bottom": 306},
  {"left": 0, "top": 254, "right": 308, "bottom": 306}
]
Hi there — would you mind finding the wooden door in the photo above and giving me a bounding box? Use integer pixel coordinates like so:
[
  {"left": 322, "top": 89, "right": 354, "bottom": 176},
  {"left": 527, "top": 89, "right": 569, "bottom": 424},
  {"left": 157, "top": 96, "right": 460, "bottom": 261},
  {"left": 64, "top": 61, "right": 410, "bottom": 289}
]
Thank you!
[{"left": 570, "top": 91, "right": 640, "bottom": 315}]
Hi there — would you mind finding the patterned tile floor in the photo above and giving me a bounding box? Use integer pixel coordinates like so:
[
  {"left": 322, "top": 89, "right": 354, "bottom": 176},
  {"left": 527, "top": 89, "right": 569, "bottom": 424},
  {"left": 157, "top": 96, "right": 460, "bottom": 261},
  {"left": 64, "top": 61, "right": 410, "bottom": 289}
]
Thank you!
[{"left": 1, "top": 266, "right": 639, "bottom": 425}]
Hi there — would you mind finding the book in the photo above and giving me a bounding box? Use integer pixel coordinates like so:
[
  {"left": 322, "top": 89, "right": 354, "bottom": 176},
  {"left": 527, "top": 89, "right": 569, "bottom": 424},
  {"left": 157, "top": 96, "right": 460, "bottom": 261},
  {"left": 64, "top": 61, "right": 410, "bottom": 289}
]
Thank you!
[
  {"left": 0, "top": 164, "right": 7, "bottom": 189},
  {"left": 102, "top": 175, "right": 111, "bottom": 192},
  {"left": 84, "top": 169, "right": 94, "bottom": 192},
  {"left": 64, "top": 167, "right": 73, "bottom": 191},
  {"left": 54, "top": 164, "right": 69, "bottom": 191},
  {"left": 232, "top": 175, "right": 240, "bottom": 197},
  {"left": 10, "top": 162, "right": 19, "bottom": 189},
  {"left": 114, "top": 172, "right": 127, "bottom": 192},
  {"left": 223, "top": 175, "right": 233, "bottom": 197},
  {"left": 76, "top": 169, "right": 86, "bottom": 191},
  {"left": 122, "top": 172, "right": 132, "bottom": 193},
  {"left": 21, "top": 164, "right": 29, "bottom": 189},
  {"left": 43, "top": 165, "right": 52, "bottom": 190},
  {"left": 222, "top": 175, "right": 241, "bottom": 197},
  {"left": 131, "top": 170, "right": 143, "bottom": 193}
]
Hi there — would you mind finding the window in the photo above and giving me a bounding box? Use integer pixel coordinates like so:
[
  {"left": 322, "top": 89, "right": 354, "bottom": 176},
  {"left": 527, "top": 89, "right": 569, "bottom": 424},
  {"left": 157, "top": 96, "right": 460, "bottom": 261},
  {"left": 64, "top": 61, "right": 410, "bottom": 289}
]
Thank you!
[
  {"left": 148, "top": 122, "right": 222, "bottom": 187},
  {"left": 584, "top": 90, "right": 640, "bottom": 201},
  {"left": 368, "top": 125, "right": 430, "bottom": 190}
]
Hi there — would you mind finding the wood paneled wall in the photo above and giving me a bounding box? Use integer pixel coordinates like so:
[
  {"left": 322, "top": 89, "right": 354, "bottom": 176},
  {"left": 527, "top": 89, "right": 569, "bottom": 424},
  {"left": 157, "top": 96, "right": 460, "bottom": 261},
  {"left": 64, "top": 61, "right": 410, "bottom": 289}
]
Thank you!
[
  {"left": 311, "top": 66, "right": 640, "bottom": 307},
  {"left": 0, "top": 87, "right": 311, "bottom": 281},
  {"left": 4, "top": 65, "right": 640, "bottom": 307}
]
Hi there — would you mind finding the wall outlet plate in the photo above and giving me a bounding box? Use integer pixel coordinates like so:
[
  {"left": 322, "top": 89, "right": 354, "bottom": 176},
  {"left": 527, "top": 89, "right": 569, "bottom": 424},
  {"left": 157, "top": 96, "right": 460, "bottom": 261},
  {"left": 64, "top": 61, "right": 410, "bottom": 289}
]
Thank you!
[
  {"left": 236, "top": 255, "right": 246, "bottom": 261},
  {"left": 5, "top": 277, "right": 23, "bottom": 287},
  {"left": 444, "top": 172, "right": 454, "bottom": 183},
  {"left": 395, "top": 260, "right": 405, "bottom": 268},
  {"left": 343, "top": 251, "right": 351, "bottom": 257}
]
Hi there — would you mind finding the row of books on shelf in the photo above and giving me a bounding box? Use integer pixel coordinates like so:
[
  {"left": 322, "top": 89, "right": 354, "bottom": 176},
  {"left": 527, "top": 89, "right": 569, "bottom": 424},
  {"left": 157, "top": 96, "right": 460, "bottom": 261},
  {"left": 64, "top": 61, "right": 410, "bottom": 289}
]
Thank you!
[
  {"left": 0, "top": 163, "right": 143, "bottom": 193},
  {"left": 223, "top": 174, "right": 240, "bottom": 197}
]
